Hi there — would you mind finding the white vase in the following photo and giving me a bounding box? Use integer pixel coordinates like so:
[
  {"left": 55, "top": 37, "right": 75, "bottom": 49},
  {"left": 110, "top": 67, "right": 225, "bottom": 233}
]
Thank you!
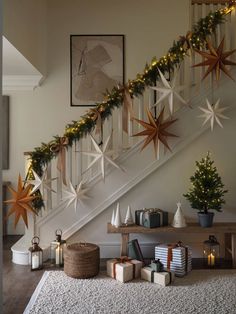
[
  {"left": 111, "top": 209, "right": 115, "bottom": 225},
  {"left": 171, "top": 202, "right": 187, "bottom": 228},
  {"left": 114, "top": 203, "right": 121, "bottom": 228},
  {"left": 124, "top": 205, "right": 134, "bottom": 225}
]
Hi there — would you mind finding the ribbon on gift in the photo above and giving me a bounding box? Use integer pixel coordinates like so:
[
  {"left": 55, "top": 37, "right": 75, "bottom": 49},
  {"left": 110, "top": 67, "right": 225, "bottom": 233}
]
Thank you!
[
  {"left": 50, "top": 137, "right": 69, "bottom": 185},
  {"left": 112, "top": 256, "right": 136, "bottom": 279},
  {"left": 122, "top": 85, "right": 135, "bottom": 134},
  {"left": 90, "top": 108, "right": 102, "bottom": 135}
]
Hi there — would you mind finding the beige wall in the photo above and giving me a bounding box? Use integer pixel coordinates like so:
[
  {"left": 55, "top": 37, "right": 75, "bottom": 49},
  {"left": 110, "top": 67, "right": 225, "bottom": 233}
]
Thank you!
[
  {"left": 3, "top": 0, "right": 189, "bottom": 234},
  {"left": 3, "top": 0, "right": 47, "bottom": 75}
]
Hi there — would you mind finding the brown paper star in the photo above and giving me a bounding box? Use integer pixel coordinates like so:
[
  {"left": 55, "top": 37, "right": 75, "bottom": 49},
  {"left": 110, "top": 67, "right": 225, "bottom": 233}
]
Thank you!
[
  {"left": 133, "top": 108, "right": 178, "bottom": 159},
  {"left": 4, "top": 174, "right": 37, "bottom": 228},
  {"left": 193, "top": 37, "right": 236, "bottom": 81}
]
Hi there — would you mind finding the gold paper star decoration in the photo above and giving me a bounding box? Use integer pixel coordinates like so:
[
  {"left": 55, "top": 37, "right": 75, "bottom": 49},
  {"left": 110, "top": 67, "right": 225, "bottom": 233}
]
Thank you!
[
  {"left": 193, "top": 37, "right": 236, "bottom": 81},
  {"left": 133, "top": 108, "right": 178, "bottom": 159},
  {"left": 4, "top": 174, "right": 37, "bottom": 228}
]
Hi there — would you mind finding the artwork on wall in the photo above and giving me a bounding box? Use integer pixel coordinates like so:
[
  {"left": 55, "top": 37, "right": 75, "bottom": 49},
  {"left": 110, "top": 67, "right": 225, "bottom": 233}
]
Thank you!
[
  {"left": 2, "top": 95, "right": 9, "bottom": 170},
  {"left": 70, "top": 35, "right": 124, "bottom": 107}
]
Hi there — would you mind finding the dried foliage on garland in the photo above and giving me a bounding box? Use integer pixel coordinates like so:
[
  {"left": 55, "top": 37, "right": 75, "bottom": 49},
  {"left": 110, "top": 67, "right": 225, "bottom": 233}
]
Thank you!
[{"left": 27, "top": 4, "right": 234, "bottom": 212}]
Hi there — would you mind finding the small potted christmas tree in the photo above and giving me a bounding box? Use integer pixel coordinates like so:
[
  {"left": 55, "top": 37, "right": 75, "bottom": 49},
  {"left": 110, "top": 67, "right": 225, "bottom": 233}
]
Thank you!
[{"left": 184, "top": 153, "right": 227, "bottom": 227}]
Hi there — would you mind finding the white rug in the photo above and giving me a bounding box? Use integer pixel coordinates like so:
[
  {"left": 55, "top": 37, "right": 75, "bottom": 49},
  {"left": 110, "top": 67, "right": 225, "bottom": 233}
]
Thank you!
[{"left": 24, "top": 270, "right": 236, "bottom": 314}]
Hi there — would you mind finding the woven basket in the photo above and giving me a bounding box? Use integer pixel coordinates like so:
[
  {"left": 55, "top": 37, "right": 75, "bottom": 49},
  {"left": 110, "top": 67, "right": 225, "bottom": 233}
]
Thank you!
[{"left": 64, "top": 242, "right": 100, "bottom": 279}]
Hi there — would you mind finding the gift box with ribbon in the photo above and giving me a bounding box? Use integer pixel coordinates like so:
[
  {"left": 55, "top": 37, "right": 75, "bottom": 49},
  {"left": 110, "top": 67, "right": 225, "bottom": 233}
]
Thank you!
[
  {"left": 141, "top": 267, "right": 175, "bottom": 286},
  {"left": 150, "top": 259, "right": 164, "bottom": 272},
  {"left": 135, "top": 209, "right": 168, "bottom": 228},
  {"left": 155, "top": 241, "right": 192, "bottom": 277},
  {"left": 107, "top": 256, "right": 142, "bottom": 283}
]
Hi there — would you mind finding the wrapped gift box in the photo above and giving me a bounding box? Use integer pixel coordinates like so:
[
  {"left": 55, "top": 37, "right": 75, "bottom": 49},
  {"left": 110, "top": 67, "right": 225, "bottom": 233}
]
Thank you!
[
  {"left": 141, "top": 267, "right": 175, "bottom": 286},
  {"left": 155, "top": 243, "right": 192, "bottom": 277},
  {"left": 135, "top": 209, "right": 168, "bottom": 228},
  {"left": 107, "top": 258, "right": 142, "bottom": 283}
]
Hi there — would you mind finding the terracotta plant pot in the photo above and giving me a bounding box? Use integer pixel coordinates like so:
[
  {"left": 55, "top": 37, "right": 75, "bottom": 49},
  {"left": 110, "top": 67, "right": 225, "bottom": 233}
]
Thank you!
[{"left": 198, "top": 212, "right": 214, "bottom": 228}]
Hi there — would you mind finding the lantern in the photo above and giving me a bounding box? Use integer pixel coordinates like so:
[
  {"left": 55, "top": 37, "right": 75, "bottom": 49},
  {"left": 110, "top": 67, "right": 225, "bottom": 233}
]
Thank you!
[
  {"left": 29, "top": 236, "right": 43, "bottom": 271},
  {"left": 203, "top": 235, "right": 220, "bottom": 267},
  {"left": 50, "top": 229, "right": 66, "bottom": 267}
]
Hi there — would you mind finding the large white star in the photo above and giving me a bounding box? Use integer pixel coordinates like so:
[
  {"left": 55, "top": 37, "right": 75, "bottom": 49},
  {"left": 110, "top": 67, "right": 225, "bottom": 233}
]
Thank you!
[
  {"left": 150, "top": 68, "right": 188, "bottom": 115},
  {"left": 199, "top": 98, "right": 229, "bottom": 131},
  {"left": 62, "top": 180, "right": 90, "bottom": 213},
  {"left": 82, "top": 135, "right": 125, "bottom": 180},
  {"left": 26, "top": 170, "right": 57, "bottom": 195}
]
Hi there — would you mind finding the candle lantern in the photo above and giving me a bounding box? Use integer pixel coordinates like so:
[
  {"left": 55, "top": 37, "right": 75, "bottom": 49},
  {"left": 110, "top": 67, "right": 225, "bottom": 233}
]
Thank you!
[
  {"left": 50, "top": 229, "right": 66, "bottom": 267},
  {"left": 29, "top": 236, "right": 43, "bottom": 271},
  {"left": 203, "top": 235, "right": 220, "bottom": 267}
]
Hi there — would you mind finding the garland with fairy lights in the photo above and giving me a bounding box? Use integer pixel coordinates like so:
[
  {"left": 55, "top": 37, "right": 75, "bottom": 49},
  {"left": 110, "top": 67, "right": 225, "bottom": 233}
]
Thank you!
[{"left": 27, "top": 3, "right": 235, "bottom": 211}]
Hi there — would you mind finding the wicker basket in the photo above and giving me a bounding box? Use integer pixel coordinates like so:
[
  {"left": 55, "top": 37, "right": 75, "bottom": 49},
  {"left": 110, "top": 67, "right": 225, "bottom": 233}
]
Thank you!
[{"left": 64, "top": 242, "right": 100, "bottom": 279}]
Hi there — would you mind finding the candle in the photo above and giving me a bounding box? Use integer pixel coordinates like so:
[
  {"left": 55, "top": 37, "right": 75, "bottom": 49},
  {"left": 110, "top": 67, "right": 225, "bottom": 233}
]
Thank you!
[
  {"left": 208, "top": 253, "right": 215, "bottom": 266},
  {"left": 32, "top": 254, "right": 39, "bottom": 269},
  {"left": 55, "top": 246, "right": 60, "bottom": 265}
]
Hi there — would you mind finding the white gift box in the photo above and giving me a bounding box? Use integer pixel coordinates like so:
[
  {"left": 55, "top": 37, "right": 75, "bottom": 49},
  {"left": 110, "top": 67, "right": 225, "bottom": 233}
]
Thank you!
[
  {"left": 141, "top": 267, "right": 175, "bottom": 286},
  {"left": 107, "top": 258, "right": 142, "bottom": 283}
]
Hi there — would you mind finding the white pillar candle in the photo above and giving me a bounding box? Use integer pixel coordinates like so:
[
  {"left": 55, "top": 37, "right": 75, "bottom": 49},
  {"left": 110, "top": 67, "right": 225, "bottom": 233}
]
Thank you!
[
  {"left": 32, "top": 254, "right": 39, "bottom": 269},
  {"left": 55, "top": 246, "right": 60, "bottom": 265}
]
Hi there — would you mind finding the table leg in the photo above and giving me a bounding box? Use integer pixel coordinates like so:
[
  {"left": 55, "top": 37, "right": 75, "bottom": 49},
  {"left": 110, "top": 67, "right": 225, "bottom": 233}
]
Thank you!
[
  {"left": 120, "top": 233, "right": 129, "bottom": 256},
  {"left": 231, "top": 233, "right": 236, "bottom": 268}
]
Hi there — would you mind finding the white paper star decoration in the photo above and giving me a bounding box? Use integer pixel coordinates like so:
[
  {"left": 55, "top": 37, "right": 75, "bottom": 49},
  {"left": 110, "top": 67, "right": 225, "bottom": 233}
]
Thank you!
[
  {"left": 82, "top": 135, "right": 125, "bottom": 180},
  {"left": 62, "top": 180, "right": 90, "bottom": 213},
  {"left": 199, "top": 98, "right": 229, "bottom": 131},
  {"left": 26, "top": 170, "right": 57, "bottom": 195},
  {"left": 150, "top": 68, "right": 188, "bottom": 114}
]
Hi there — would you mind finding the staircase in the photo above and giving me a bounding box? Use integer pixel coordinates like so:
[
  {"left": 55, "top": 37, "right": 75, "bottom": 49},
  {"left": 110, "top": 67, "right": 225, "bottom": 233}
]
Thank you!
[{"left": 11, "top": 1, "right": 236, "bottom": 264}]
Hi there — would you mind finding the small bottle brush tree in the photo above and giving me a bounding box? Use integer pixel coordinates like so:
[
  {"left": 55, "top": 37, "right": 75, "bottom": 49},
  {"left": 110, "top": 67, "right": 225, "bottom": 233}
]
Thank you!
[{"left": 184, "top": 153, "right": 227, "bottom": 214}]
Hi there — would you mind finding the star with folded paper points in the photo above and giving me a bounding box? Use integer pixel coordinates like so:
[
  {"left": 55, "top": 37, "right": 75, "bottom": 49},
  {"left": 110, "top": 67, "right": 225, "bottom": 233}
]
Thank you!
[
  {"left": 62, "top": 180, "right": 90, "bottom": 213},
  {"left": 26, "top": 169, "right": 57, "bottom": 195},
  {"left": 193, "top": 37, "right": 236, "bottom": 81},
  {"left": 82, "top": 135, "right": 125, "bottom": 180},
  {"left": 4, "top": 174, "right": 37, "bottom": 228},
  {"left": 150, "top": 68, "right": 188, "bottom": 115},
  {"left": 133, "top": 108, "right": 178, "bottom": 159},
  {"left": 199, "top": 98, "right": 229, "bottom": 131}
]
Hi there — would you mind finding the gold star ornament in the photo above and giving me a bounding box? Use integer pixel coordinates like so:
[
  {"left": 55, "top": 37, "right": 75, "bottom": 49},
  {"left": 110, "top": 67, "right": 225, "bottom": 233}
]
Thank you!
[
  {"left": 4, "top": 174, "right": 37, "bottom": 228},
  {"left": 133, "top": 108, "right": 178, "bottom": 159},
  {"left": 193, "top": 37, "right": 236, "bottom": 81}
]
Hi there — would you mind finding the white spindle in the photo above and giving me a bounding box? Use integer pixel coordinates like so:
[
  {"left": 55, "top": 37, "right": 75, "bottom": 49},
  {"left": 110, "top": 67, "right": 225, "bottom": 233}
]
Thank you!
[
  {"left": 148, "top": 87, "right": 154, "bottom": 111},
  {"left": 76, "top": 140, "right": 82, "bottom": 183},
  {"left": 67, "top": 146, "right": 73, "bottom": 184},
  {"left": 138, "top": 94, "right": 144, "bottom": 121},
  {"left": 56, "top": 169, "right": 62, "bottom": 205},
  {"left": 117, "top": 107, "right": 123, "bottom": 152},
  {"left": 46, "top": 162, "right": 52, "bottom": 211}
]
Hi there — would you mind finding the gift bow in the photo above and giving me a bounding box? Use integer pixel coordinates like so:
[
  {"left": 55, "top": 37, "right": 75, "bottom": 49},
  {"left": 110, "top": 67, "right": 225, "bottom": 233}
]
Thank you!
[
  {"left": 90, "top": 108, "right": 102, "bottom": 135},
  {"left": 50, "top": 137, "right": 69, "bottom": 185},
  {"left": 112, "top": 256, "right": 134, "bottom": 279}
]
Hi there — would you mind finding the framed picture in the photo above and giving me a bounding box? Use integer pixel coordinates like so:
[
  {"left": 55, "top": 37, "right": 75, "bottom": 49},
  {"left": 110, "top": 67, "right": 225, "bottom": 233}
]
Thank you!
[
  {"left": 70, "top": 35, "right": 124, "bottom": 107},
  {"left": 2, "top": 95, "right": 9, "bottom": 169}
]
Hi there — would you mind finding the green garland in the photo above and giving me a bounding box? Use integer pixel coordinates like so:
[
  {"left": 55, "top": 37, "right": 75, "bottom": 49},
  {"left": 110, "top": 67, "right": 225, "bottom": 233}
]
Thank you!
[{"left": 27, "top": 4, "right": 234, "bottom": 211}]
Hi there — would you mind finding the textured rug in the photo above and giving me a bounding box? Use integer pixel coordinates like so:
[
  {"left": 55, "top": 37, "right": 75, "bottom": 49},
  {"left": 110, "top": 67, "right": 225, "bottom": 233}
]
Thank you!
[{"left": 24, "top": 270, "right": 236, "bottom": 314}]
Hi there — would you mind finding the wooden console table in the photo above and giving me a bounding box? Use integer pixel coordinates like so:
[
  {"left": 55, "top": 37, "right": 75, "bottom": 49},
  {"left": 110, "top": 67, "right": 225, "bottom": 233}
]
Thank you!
[{"left": 107, "top": 223, "right": 236, "bottom": 267}]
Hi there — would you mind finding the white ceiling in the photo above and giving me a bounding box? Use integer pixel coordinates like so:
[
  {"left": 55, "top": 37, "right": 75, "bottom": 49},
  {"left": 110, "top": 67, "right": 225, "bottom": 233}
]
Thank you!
[{"left": 2, "top": 36, "right": 41, "bottom": 76}]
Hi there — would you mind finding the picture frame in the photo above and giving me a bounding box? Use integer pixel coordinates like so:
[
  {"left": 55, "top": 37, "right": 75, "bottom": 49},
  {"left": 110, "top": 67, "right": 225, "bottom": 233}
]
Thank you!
[{"left": 70, "top": 34, "right": 125, "bottom": 107}]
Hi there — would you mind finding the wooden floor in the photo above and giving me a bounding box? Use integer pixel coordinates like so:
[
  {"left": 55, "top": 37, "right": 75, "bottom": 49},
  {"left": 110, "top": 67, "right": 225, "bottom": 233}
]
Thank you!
[{"left": 3, "top": 236, "right": 107, "bottom": 314}]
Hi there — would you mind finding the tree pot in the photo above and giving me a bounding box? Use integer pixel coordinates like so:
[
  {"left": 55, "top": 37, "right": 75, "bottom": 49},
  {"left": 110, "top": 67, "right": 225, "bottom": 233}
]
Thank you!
[{"left": 198, "top": 212, "right": 214, "bottom": 228}]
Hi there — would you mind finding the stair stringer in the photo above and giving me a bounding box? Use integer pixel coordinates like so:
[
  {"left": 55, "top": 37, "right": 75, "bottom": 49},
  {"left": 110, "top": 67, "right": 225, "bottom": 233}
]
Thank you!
[{"left": 35, "top": 74, "right": 235, "bottom": 245}]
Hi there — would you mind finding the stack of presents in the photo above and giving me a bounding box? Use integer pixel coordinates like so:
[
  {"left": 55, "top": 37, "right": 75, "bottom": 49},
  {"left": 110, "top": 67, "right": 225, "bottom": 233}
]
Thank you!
[{"left": 107, "top": 208, "right": 192, "bottom": 286}]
